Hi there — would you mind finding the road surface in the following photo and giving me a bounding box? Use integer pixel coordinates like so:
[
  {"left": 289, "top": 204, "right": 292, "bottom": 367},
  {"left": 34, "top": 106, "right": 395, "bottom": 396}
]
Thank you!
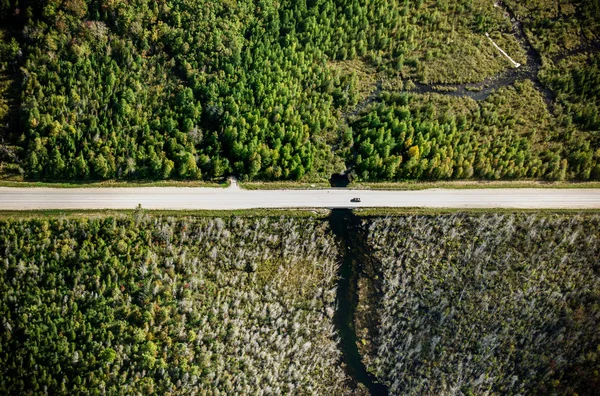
[{"left": 0, "top": 186, "right": 599, "bottom": 210}]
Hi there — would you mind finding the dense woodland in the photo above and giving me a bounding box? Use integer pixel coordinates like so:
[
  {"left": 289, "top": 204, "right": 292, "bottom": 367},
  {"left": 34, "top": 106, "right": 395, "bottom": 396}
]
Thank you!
[
  {"left": 360, "top": 213, "right": 600, "bottom": 395},
  {"left": 0, "top": 0, "right": 598, "bottom": 182},
  {"left": 0, "top": 214, "right": 352, "bottom": 394},
  {"left": 541, "top": 53, "right": 600, "bottom": 132},
  {"left": 0, "top": 28, "right": 20, "bottom": 175},
  {"left": 347, "top": 82, "right": 600, "bottom": 181}
]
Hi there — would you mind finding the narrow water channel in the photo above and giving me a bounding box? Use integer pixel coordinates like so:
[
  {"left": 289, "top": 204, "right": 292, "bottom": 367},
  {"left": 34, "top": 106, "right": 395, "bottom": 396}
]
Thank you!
[{"left": 329, "top": 209, "right": 389, "bottom": 396}]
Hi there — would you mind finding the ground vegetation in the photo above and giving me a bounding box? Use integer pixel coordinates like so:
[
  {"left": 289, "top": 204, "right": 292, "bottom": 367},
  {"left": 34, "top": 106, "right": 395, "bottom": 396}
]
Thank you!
[{"left": 0, "top": 213, "right": 350, "bottom": 394}]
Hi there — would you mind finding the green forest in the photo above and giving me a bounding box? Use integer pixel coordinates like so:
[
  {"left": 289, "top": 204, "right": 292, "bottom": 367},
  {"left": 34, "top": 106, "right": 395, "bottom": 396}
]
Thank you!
[
  {"left": 359, "top": 213, "right": 600, "bottom": 395},
  {"left": 347, "top": 81, "right": 600, "bottom": 181},
  {"left": 0, "top": 0, "right": 598, "bottom": 182}
]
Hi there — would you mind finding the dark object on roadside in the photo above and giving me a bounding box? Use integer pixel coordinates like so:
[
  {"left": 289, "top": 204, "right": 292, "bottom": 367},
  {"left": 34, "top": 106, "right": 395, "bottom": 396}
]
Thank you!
[{"left": 350, "top": 197, "right": 361, "bottom": 202}]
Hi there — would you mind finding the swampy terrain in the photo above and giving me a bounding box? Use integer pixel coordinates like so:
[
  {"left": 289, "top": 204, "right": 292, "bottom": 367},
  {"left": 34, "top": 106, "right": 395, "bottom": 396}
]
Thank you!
[
  {"left": 0, "top": 215, "right": 351, "bottom": 394},
  {"left": 1, "top": 211, "right": 599, "bottom": 394},
  {"left": 358, "top": 213, "right": 600, "bottom": 395}
]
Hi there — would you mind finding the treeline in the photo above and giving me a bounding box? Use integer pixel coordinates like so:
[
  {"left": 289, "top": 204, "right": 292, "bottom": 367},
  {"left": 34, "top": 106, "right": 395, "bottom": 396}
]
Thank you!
[
  {"left": 347, "top": 81, "right": 600, "bottom": 181},
  {"left": 0, "top": 214, "right": 349, "bottom": 393}
]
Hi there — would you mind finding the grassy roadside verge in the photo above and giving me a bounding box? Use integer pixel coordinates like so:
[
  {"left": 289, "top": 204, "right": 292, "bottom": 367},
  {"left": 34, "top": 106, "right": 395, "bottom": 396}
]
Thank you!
[
  {"left": 0, "top": 208, "right": 331, "bottom": 219},
  {"left": 354, "top": 207, "right": 600, "bottom": 217},
  {"left": 239, "top": 181, "right": 331, "bottom": 190},
  {"left": 1, "top": 179, "right": 600, "bottom": 190},
  {"left": 0, "top": 179, "right": 229, "bottom": 188},
  {"left": 347, "top": 180, "right": 600, "bottom": 190},
  {"left": 241, "top": 180, "right": 600, "bottom": 190},
  {"left": 2, "top": 207, "right": 596, "bottom": 220}
]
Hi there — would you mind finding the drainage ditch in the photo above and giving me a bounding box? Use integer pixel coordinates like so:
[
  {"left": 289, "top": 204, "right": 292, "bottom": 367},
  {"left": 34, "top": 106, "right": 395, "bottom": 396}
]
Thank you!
[{"left": 329, "top": 209, "right": 389, "bottom": 396}]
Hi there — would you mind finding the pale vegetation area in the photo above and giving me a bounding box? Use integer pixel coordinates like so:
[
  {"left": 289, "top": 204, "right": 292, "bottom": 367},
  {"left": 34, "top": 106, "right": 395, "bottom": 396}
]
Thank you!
[
  {"left": 359, "top": 213, "right": 600, "bottom": 395},
  {"left": 1, "top": 210, "right": 599, "bottom": 393}
]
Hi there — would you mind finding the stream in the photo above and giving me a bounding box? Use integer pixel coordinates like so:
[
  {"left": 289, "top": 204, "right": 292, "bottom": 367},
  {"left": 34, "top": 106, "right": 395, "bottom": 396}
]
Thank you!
[
  {"left": 409, "top": 1, "right": 554, "bottom": 105},
  {"left": 329, "top": 209, "right": 389, "bottom": 396},
  {"left": 342, "top": 1, "right": 556, "bottom": 116},
  {"left": 337, "top": 1, "right": 558, "bottom": 178}
]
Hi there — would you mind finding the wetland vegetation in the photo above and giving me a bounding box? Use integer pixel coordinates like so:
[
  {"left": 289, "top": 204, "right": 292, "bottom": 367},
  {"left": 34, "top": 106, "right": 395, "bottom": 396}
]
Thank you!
[
  {"left": 1, "top": 210, "right": 599, "bottom": 394},
  {"left": 358, "top": 212, "right": 600, "bottom": 395},
  {"left": 0, "top": 213, "right": 351, "bottom": 394}
]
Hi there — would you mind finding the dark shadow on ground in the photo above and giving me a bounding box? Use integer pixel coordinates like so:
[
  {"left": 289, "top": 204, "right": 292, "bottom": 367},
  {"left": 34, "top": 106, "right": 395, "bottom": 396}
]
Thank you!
[{"left": 330, "top": 173, "right": 351, "bottom": 188}]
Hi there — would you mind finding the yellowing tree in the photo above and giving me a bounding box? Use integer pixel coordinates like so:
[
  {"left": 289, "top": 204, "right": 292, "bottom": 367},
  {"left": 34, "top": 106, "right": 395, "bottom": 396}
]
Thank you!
[{"left": 408, "top": 145, "right": 420, "bottom": 159}]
